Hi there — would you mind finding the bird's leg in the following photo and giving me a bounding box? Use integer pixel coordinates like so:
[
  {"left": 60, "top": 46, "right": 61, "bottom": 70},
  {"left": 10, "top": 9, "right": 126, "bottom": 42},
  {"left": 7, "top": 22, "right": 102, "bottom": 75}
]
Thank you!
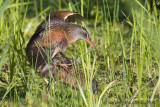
[
  {"left": 59, "top": 52, "right": 73, "bottom": 63},
  {"left": 53, "top": 52, "right": 72, "bottom": 69}
]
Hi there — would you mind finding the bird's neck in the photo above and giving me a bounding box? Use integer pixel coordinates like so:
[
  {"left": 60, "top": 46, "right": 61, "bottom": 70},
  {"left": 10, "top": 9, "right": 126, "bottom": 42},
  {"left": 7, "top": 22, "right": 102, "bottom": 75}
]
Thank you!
[
  {"left": 67, "top": 34, "right": 78, "bottom": 44},
  {"left": 66, "top": 25, "right": 80, "bottom": 44}
]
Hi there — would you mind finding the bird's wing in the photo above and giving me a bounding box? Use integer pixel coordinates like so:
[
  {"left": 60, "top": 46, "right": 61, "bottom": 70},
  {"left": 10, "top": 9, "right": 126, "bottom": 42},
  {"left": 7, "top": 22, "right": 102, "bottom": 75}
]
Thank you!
[
  {"left": 49, "top": 11, "right": 84, "bottom": 23},
  {"left": 26, "top": 26, "right": 68, "bottom": 69}
]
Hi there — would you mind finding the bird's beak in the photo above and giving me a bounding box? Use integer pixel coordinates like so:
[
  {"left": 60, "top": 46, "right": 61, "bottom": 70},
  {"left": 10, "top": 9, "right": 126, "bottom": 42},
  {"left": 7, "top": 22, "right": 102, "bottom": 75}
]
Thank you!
[{"left": 85, "top": 37, "right": 95, "bottom": 47}]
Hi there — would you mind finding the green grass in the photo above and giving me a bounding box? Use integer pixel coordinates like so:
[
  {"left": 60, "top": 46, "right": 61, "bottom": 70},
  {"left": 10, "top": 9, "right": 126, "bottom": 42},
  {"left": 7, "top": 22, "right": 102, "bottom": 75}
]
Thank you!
[{"left": 0, "top": 0, "right": 160, "bottom": 106}]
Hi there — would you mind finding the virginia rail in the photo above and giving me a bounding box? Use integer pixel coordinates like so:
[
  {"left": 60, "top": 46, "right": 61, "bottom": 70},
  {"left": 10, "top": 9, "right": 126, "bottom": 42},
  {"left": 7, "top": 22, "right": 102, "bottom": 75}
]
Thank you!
[{"left": 25, "top": 10, "right": 95, "bottom": 89}]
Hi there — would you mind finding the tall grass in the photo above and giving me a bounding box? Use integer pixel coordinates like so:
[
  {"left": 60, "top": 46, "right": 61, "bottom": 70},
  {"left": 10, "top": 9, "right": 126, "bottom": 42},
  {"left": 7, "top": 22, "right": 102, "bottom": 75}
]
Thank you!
[{"left": 0, "top": 0, "right": 160, "bottom": 106}]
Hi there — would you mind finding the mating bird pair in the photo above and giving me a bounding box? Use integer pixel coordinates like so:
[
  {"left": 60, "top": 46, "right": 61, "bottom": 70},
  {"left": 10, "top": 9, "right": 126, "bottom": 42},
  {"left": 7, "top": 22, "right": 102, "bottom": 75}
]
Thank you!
[{"left": 25, "top": 10, "right": 95, "bottom": 88}]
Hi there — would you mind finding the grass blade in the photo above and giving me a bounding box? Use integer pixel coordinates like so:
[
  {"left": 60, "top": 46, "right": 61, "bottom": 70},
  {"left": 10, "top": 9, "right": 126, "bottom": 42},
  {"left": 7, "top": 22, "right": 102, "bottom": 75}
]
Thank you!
[
  {"left": 0, "top": 0, "right": 10, "bottom": 19},
  {"left": 97, "top": 81, "right": 115, "bottom": 107},
  {"left": 0, "top": 36, "right": 13, "bottom": 70}
]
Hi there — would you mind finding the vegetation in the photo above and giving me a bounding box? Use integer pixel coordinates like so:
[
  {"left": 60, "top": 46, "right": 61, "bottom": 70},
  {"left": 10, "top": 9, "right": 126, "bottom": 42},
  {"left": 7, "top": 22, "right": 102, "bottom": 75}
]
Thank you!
[{"left": 0, "top": 0, "right": 160, "bottom": 106}]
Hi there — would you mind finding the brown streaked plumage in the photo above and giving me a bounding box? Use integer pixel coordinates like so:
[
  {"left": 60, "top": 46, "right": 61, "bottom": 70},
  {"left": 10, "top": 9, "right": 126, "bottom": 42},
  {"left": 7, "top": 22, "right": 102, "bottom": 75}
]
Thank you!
[
  {"left": 25, "top": 10, "right": 96, "bottom": 89},
  {"left": 49, "top": 11, "right": 85, "bottom": 23},
  {"left": 26, "top": 10, "right": 95, "bottom": 70}
]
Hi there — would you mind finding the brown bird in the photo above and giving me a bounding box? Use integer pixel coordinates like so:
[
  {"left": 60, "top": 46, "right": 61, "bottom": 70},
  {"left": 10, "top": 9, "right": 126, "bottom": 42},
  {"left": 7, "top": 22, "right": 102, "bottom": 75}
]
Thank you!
[{"left": 25, "top": 10, "right": 95, "bottom": 71}]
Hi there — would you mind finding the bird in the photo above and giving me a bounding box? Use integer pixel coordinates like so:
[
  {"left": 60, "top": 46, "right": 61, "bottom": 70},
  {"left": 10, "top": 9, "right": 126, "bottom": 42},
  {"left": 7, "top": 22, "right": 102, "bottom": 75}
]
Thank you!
[{"left": 25, "top": 10, "right": 95, "bottom": 72}]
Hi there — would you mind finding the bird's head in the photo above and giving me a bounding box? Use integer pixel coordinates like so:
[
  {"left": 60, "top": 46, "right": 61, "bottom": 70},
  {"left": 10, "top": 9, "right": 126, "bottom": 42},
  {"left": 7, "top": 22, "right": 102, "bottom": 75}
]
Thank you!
[{"left": 72, "top": 26, "right": 95, "bottom": 47}]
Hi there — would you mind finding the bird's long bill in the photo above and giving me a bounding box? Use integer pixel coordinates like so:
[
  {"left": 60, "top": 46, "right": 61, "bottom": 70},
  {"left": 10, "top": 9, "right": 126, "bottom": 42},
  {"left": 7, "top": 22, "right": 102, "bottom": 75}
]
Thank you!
[{"left": 85, "top": 37, "right": 95, "bottom": 47}]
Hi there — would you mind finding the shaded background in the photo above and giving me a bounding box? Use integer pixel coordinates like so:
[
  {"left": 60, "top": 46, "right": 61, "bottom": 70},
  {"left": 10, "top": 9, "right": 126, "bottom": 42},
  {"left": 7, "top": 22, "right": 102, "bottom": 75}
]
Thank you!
[{"left": 0, "top": 0, "right": 160, "bottom": 106}]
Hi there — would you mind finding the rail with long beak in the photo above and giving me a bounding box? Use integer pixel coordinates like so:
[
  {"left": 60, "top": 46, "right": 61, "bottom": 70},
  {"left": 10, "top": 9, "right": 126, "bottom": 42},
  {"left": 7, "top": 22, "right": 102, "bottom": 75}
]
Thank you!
[{"left": 85, "top": 37, "right": 95, "bottom": 47}]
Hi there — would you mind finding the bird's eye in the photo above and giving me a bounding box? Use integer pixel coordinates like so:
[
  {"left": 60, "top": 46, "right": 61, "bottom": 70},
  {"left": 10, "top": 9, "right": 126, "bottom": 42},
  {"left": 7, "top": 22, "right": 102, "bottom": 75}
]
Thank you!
[{"left": 83, "top": 32, "right": 88, "bottom": 37}]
